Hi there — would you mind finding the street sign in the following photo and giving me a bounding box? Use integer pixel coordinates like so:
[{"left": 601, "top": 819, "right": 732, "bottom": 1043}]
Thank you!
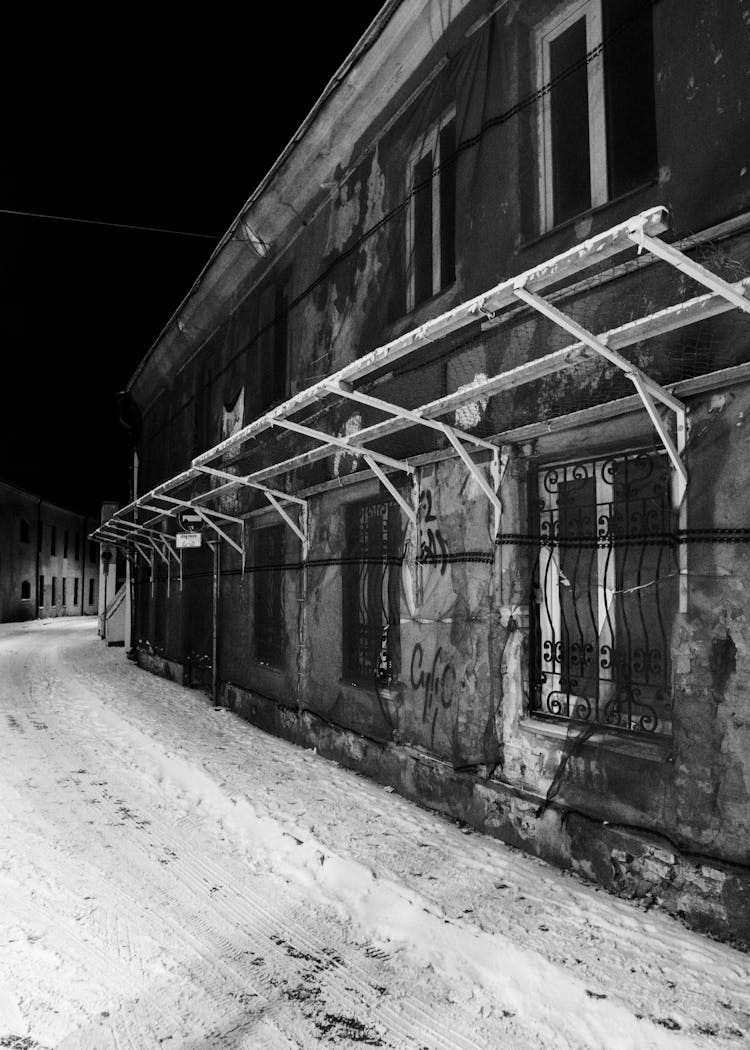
[
  {"left": 177, "top": 510, "right": 203, "bottom": 533},
  {"left": 176, "top": 532, "right": 203, "bottom": 549}
]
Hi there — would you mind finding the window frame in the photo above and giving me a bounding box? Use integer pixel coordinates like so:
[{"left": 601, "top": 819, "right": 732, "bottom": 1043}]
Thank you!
[
  {"left": 531, "top": 445, "right": 677, "bottom": 736},
  {"left": 341, "top": 495, "right": 402, "bottom": 684},
  {"left": 535, "top": 0, "right": 607, "bottom": 231},
  {"left": 406, "top": 106, "right": 457, "bottom": 312}
]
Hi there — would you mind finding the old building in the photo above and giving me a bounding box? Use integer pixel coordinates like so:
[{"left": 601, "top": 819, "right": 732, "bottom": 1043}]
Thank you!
[
  {"left": 96, "top": 0, "right": 750, "bottom": 944},
  {"left": 0, "top": 479, "right": 99, "bottom": 622}
]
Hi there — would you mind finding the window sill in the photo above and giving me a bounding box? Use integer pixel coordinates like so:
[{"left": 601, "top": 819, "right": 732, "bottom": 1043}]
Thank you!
[
  {"left": 388, "top": 281, "right": 459, "bottom": 341},
  {"left": 520, "top": 179, "right": 660, "bottom": 254},
  {"left": 518, "top": 715, "right": 671, "bottom": 763}
]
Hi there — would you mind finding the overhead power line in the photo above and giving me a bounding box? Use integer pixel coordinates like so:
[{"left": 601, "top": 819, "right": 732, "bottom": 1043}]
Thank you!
[{"left": 0, "top": 207, "right": 219, "bottom": 239}]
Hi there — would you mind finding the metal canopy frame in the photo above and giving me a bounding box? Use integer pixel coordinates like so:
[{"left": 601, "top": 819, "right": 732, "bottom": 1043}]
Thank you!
[{"left": 92, "top": 207, "right": 750, "bottom": 572}]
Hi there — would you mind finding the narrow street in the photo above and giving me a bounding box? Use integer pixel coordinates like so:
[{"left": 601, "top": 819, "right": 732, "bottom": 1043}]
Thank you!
[{"left": 1, "top": 620, "right": 749, "bottom": 1049}]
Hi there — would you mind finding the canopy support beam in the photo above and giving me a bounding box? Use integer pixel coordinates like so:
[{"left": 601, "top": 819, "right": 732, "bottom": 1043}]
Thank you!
[
  {"left": 193, "top": 507, "right": 244, "bottom": 557},
  {"left": 271, "top": 417, "right": 413, "bottom": 475},
  {"left": 194, "top": 463, "right": 308, "bottom": 548},
  {"left": 512, "top": 283, "right": 688, "bottom": 497},
  {"left": 363, "top": 455, "right": 417, "bottom": 524}
]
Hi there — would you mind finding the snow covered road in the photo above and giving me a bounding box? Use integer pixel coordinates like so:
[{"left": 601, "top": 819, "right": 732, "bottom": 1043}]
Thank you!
[{"left": 1, "top": 620, "right": 749, "bottom": 1049}]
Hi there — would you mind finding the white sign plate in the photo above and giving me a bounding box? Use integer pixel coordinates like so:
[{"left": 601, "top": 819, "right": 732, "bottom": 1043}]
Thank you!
[{"left": 176, "top": 532, "right": 203, "bottom": 549}]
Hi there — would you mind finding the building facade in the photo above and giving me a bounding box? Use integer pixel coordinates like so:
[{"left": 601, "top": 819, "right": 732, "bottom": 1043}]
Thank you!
[
  {"left": 0, "top": 479, "right": 99, "bottom": 622},
  {"left": 100, "top": 0, "right": 750, "bottom": 944}
]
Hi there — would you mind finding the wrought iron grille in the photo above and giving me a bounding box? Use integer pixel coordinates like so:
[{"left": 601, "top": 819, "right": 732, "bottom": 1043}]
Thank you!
[
  {"left": 530, "top": 449, "right": 678, "bottom": 735},
  {"left": 254, "top": 524, "right": 286, "bottom": 667},
  {"left": 342, "top": 497, "right": 401, "bottom": 682}
]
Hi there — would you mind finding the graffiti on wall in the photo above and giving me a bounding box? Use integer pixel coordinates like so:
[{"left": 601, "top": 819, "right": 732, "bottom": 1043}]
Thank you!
[
  {"left": 410, "top": 641, "right": 457, "bottom": 744},
  {"left": 418, "top": 487, "right": 449, "bottom": 575}
]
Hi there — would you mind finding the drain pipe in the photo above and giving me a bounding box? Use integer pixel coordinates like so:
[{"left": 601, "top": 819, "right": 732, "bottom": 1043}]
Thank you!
[{"left": 210, "top": 538, "right": 220, "bottom": 703}]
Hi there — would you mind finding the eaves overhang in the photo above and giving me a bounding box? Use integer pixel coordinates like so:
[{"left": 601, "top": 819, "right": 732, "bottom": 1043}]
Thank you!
[{"left": 126, "top": 0, "right": 479, "bottom": 407}]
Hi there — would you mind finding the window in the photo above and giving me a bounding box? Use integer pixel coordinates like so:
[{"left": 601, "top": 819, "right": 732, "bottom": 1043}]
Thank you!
[
  {"left": 19, "top": 519, "right": 30, "bottom": 544},
  {"left": 257, "top": 280, "right": 289, "bottom": 410},
  {"left": 74, "top": 533, "right": 80, "bottom": 561},
  {"left": 88, "top": 578, "right": 94, "bottom": 606},
  {"left": 37, "top": 522, "right": 43, "bottom": 552},
  {"left": 38, "top": 575, "right": 44, "bottom": 606},
  {"left": 89, "top": 542, "right": 96, "bottom": 564},
  {"left": 254, "top": 525, "right": 285, "bottom": 667},
  {"left": 193, "top": 364, "right": 214, "bottom": 456},
  {"left": 535, "top": 0, "right": 657, "bottom": 230},
  {"left": 342, "top": 497, "right": 401, "bottom": 682},
  {"left": 51, "top": 577, "right": 57, "bottom": 606},
  {"left": 406, "top": 110, "right": 456, "bottom": 311},
  {"left": 50, "top": 526, "right": 57, "bottom": 556},
  {"left": 530, "top": 449, "right": 677, "bottom": 735},
  {"left": 62, "top": 578, "right": 67, "bottom": 606},
  {"left": 64, "top": 530, "right": 69, "bottom": 558},
  {"left": 20, "top": 580, "right": 30, "bottom": 601},
  {"left": 74, "top": 578, "right": 79, "bottom": 605}
]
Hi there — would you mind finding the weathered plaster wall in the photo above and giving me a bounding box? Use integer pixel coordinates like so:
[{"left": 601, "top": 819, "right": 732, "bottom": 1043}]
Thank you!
[{"left": 129, "top": 0, "right": 750, "bottom": 942}]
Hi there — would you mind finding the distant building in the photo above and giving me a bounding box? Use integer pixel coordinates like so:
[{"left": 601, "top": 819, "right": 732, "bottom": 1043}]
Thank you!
[
  {"left": 0, "top": 479, "right": 99, "bottom": 622},
  {"left": 98, "top": 0, "right": 750, "bottom": 946}
]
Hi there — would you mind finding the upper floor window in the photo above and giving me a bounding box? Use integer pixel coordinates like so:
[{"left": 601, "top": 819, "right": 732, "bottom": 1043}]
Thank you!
[
  {"left": 530, "top": 448, "right": 677, "bottom": 736},
  {"left": 63, "top": 529, "right": 69, "bottom": 558},
  {"left": 257, "top": 280, "right": 289, "bottom": 411},
  {"left": 254, "top": 524, "right": 286, "bottom": 668},
  {"left": 20, "top": 580, "right": 30, "bottom": 601},
  {"left": 342, "top": 496, "right": 402, "bottom": 683},
  {"left": 535, "top": 0, "right": 657, "bottom": 230},
  {"left": 50, "top": 526, "right": 57, "bottom": 556},
  {"left": 193, "top": 364, "right": 214, "bottom": 457},
  {"left": 19, "top": 519, "right": 30, "bottom": 544},
  {"left": 406, "top": 110, "right": 456, "bottom": 311},
  {"left": 74, "top": 533, "right": 80, "bottom": 561}
]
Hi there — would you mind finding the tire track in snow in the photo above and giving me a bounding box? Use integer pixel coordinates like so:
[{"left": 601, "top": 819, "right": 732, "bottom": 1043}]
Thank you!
[
  {"left": 15, "top": 631, "right": 509, "bottom": 1050},
  {"left": 8, "top": 645, "right": 405, "bottom": 1047},
  {"left": 3, "top": 653, "right": 290, "bottom": 1049}
]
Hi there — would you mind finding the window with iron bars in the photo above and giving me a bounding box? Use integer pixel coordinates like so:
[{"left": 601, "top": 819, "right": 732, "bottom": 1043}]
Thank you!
[
  {"left": 530, "top": 448, "right": 677, "bottom": 735},
  {"left": 254, "top": 524, "right": 286, "bottom": 668},
  {"left": 342, "top": 497, "right": 402, "bottom": 683}
]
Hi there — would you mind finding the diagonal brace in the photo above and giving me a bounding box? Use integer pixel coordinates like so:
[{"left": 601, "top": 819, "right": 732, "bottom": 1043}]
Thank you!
[
  {"left": 632, "top": 231, "right": 750, "bottom": 316},
  {"left": 193, "top": 507, "right": 245, "bottom": 557},
  {"left": 265, "top": 492, "right": 307, "bottom": 544},
  {"left": 440, "top": 427, "right": 503, "bottom": 518},
  {"left": 363, "top": 455, "right": 417, "bottom": 524},
  {"left": 513, "top": 284, "right": 688, "bottom": 489}
]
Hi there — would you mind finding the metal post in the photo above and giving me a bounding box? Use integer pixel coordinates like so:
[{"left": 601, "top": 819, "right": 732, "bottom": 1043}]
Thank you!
[{"left": 209, "top": 539, "right": 220, "bottom": 704}]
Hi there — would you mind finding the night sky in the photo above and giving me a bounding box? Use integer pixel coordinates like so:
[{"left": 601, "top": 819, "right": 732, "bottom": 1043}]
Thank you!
[{"left": 0, "top": 10, "right": 384, "bottom": 516}]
